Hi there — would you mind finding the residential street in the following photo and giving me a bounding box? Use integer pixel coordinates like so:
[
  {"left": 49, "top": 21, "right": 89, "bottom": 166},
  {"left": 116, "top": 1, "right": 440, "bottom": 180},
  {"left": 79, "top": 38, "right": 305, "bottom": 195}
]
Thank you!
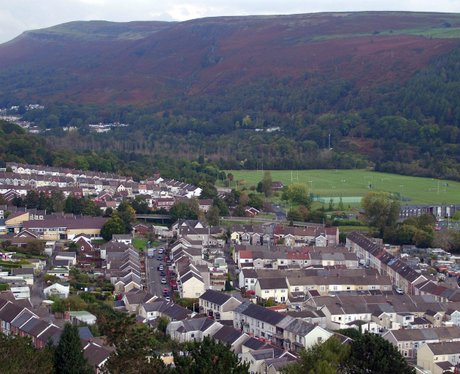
[{"left": 145, "top": 253, "right": 169, "bottom": 297}]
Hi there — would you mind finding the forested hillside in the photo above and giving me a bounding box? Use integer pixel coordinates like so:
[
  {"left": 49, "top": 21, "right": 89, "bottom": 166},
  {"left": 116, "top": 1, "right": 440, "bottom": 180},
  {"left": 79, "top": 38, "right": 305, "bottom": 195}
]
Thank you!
[
  {"left": 1, "top": 12, "right": 460, "bottom": 178},
  {"left": 0, "top": 121, "right": 223, "bottom": 184}
]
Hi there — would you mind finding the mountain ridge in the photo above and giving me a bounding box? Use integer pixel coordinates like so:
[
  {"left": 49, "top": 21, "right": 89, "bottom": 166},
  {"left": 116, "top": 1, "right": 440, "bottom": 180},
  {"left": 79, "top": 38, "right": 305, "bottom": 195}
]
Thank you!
[{"left": 1, "top": 11, "right": 460, "bottom": 104}]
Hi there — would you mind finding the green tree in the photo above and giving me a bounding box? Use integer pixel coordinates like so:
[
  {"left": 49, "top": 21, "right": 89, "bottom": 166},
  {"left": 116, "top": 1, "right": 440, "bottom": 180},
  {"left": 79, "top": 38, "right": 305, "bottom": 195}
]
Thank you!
[
  {"left": 413, "top": 228, "right": 434, "bottom": 248},
  {"left": 206, "top": 206, "right": 221, "bottom": 226},
  {"left": 157, "top": 316, "right": 170, "bottom": 335},
  {"left": 103, "top": 324, "right": 166, "bottom": 374},
  {"left": 362, "top": 192, "right": 400, "bottom": 236},
  {"left": 24, "top": 190, "right": 40, "bottom": 209},
  {"left": 100, "top": 211, "right": 125, "bottom": 241},
  {"left": 82, "top": 199, "right": 101, "bottom": 217},
  {"left": 346, "top": 333, "right": 415, "bottom": 374},
  {"left": 261, "top": 171, "right": 273, "bottom": 198},
  {"left": 50, "top": 190, "right": 65, "bottom": 212},
  {"left": 283, "top": 337, "right": 350, "bottom": 374},
  {"left": 117, "top": 201, "right": 136, "bottom": 232},
  {"left": 282, "top": 183, "right": 311, "bottom": 207},
  {"left": 170, "top": 200, "right": 200, "bottom": 221},
  {"left": 0, "top": 334, "right": 54, "bottom": 374},
  {"left": 54, "top": 323, "right": 92, "bottom": 374},
  {"left": 173, "top": 336, "right": 249, "bottom": 374},
  {"left": 248, "top": 193, "right": 263, "bottom": 209}
]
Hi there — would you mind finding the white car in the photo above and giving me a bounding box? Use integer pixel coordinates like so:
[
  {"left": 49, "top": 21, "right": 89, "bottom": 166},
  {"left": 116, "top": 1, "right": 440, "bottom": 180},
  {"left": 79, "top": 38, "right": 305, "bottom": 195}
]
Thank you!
[
  {"left": 394, "top": 287, "right": 404, "bottom": 295},
  {"left": 161, "top": 278, "right": 167, "bottom": 284}
]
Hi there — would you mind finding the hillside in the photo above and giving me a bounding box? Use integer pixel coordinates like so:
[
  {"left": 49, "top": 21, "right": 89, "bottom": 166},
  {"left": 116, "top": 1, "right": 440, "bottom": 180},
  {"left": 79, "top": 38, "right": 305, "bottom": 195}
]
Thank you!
[
  {"left": 1, "top": 12, "right": 460, "bottom": 179},
  {"left": 1, "top": 12, "right": 460, "bottom": 103}
]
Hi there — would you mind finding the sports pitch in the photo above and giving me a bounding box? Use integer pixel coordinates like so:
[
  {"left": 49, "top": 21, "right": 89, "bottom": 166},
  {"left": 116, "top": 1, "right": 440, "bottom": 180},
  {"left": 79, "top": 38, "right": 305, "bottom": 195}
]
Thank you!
[{"left": 225, "top": 169, "right": 460, "bottom": 205}]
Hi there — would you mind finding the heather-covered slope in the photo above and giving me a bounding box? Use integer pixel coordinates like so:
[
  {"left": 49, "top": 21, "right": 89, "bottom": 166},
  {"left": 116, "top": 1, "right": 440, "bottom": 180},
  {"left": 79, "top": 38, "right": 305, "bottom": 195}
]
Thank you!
[{"left": 0, "top": 12, "right": 460, "bottom": 104}]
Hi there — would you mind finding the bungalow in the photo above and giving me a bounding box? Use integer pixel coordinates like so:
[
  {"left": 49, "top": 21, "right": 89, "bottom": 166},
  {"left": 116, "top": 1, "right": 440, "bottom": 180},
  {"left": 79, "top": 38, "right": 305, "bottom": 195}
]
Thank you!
[
  {"left": 44, "top": 283, "right": 70, "bottom": 299},
  {"left": 69, "top": 311, "right": 97, "bottom": 326}
]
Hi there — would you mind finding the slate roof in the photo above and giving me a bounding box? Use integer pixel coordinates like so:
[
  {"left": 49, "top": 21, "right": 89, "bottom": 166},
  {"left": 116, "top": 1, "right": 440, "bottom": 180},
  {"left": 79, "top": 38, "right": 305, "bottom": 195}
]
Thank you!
[
  {"left": 389, "top": 327, "right": 460, "bottom": 342},
  {"left": 235, "top": 302, "right": 288, "bottom": 326},
  {"left": 213, "top": 325, "right": 245, "bottom": 344},
  {"left": 39, "top": 325, "right": 62, "bottom": 345},
  {"left": 257, "top": 278, "right": 288, "bottom": 290},
  {"left": 20, "top": 317, "right": 42, "bottom": 335},
  {"left": 181, "top": 317, "right": 216, "bottom": 332},
  {"left": 124, "top": 289, "right": 155, "bottom": 305},
  {"left": 181, "top": 272, "right": 203, "bottom": 284},
  {"left": 11, "top": 310, "right": 36, "bottom": 328},
  {"left": 243, "top": 337, "right": 268, "bottom": 351},
  {"left": 28, "top": 319, "right": 51, "bottom": 338},
  {"left": 284, "top": 319, "right": 317, "bottom": 336},
  {"left": 84, "top": 343, "right": 112, "bottom": 368},
  {"left": 78, "top": 326, "right": 94, "bottom": 341},
  {"left": 199, "top": 290, "right": 232, "bottom": 306},
  {"left": 0, "top": 302, "right": 24, "bottom": 322},
  {"left": 427, "top": 341, "right": 460, "bottom": 355}
]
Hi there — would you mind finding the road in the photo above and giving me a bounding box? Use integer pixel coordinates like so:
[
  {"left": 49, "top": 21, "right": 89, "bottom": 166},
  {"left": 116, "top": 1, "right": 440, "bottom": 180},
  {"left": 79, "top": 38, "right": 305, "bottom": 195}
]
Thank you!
[
  {"left": 145, "top": 252, "right": 170, "bottom": 297},
  {"left": 224, "top": 244, "right": 239, "bottom": 289},
  {"left": 30, "top": 272, "right": 45, "bottom": 308}
]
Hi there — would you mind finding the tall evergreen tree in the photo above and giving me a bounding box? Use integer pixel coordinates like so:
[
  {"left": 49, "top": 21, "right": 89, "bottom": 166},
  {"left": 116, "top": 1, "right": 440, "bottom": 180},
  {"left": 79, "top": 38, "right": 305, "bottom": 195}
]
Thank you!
[{"left": 54, "top": 323, "right": 92, "bottom": 374}]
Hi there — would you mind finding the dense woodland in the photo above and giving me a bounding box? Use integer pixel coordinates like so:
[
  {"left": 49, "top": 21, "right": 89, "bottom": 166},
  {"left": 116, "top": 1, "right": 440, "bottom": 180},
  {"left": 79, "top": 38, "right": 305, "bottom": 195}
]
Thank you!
[{"left": 0, "top": 121, "right": 224, "bottom": 183}]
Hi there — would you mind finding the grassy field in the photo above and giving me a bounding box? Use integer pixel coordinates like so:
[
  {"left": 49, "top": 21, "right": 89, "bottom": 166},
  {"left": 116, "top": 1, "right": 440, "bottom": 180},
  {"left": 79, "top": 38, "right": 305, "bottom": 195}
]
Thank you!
[
  {"left": 132, "top": 238, "right": 148, "bottom": 251},
  {"left": 225, "top": 169, "right": 460, "bottom": 205}
]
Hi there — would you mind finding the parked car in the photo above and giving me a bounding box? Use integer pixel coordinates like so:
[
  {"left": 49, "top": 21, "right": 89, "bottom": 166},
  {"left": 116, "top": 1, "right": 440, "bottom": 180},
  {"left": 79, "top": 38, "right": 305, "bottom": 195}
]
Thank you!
[
  {"left": 394, "top": 286, "right": 404, "bottom": 295},
  {"left": 159, "top": 265, "right": 164, "bottom": 271},
  {"left": 161, "top": 278, "right": 167, "bottom": 284}
]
